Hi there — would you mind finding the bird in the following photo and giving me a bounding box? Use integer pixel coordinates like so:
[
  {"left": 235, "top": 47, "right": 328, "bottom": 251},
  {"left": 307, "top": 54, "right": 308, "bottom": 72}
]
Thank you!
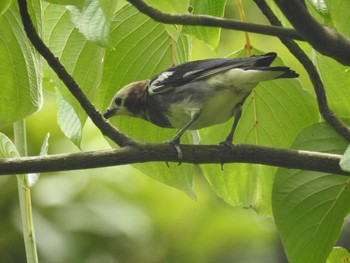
[{"left": 103, "top": 52, "right": 298, "bottom": 159}]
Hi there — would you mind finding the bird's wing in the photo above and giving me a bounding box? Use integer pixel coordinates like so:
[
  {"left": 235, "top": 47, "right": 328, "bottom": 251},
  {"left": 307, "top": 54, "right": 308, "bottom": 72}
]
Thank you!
[{"left": 148, "top": 53, "right": 277, "bottom": 94}]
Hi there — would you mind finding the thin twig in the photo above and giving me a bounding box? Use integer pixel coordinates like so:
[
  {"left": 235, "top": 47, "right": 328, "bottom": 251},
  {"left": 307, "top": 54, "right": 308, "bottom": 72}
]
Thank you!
[
  {"left": 17, "top": 0, "right": 136, "bottom": 147},
  {"left": 254, "top": 0, "right": 350, "bottom": 141},
  {"left": 127, "top": 0, "right": 303, "bottom": 40}
]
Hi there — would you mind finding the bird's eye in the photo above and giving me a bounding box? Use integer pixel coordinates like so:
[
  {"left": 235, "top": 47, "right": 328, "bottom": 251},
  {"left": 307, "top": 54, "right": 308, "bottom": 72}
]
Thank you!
[{"left": 114, "top": 97, "right": 122, "bottom": 106}]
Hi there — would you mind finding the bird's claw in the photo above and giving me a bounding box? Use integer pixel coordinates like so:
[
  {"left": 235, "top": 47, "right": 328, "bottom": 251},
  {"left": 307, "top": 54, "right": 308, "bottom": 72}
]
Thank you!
[
  {"left": 219, "top": 140, "right": 236, "bottom": 170},
  {"left": 165, "top": 139, "right": 183, "bottom": 163},
  {"left": 219, "top": 140, "right": 235, "bottom": 151}
]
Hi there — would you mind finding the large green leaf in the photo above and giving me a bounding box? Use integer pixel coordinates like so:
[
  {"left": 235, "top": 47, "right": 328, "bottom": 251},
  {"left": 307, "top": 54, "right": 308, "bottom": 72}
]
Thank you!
[
  {"left": 0, "top": 2, "right": 42, "bottom": 128},
  {"left": 202, "top": 49, "right": 319, "bottom": 215},
  {"left": 314, "top": 52, "right": 350, "bottom": 118},
  {"left": 43, "top": 3, "right": 104, "bottom": 146},
  {"left": 183, "top": 0, "right": 226, "bottom": 50},
  {"left": 273, "top": 121, "right": 350, "bottom": 263},
  {"left": 97, "top": 4, "right": 193, "bottom": 195}
]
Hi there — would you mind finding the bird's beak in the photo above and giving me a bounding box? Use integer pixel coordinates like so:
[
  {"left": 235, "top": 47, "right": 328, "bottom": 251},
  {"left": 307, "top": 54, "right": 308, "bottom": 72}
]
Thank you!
[{"left": 103, "top": 108, "right": 116, "bottom": 119}]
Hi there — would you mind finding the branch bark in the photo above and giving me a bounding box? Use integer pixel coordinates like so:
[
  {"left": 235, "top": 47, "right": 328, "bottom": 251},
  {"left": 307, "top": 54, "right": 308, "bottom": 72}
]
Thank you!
[
  {"left": 0, "top": 143, "right": 345, "bottom": 176},
  {"left": 126, "top": 0, "right": 303, "bottom": 40},
  {"left": 273, "top": 0, "right": 350, "bottom": 66}
]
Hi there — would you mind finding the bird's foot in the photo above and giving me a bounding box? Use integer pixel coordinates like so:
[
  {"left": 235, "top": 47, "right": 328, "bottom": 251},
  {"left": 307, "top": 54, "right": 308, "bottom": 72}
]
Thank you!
[
  {"left": 219, "top": 139, "right": 235, "bottom": 151},
  {"left": 165, "top": 138, "right": 183, "bottom": 164},
  {"left": 219, "top": 140, "right": 236, "bottom": 170}
]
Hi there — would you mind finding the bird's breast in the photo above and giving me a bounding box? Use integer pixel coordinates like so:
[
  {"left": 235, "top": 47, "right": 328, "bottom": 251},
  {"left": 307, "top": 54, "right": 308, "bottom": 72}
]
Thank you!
[{"left": 167, "top": 88, "right": 249, "bottom": 130}]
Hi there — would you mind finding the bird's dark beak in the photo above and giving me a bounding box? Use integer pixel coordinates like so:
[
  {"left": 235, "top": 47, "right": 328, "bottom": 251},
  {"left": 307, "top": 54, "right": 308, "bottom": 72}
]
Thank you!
[{"left": 103, "top": 108, "right": 116, "bottom": 119}]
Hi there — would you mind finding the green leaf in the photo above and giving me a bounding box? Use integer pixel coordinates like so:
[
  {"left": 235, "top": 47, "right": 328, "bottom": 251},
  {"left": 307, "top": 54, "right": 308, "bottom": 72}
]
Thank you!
[
  {"left": 202, "top": 49, "right": 319, "bottom": 215},
  {"left": 56, "top": 90, "right": 83, "bottom": 147},
  {"left": 273, "top": 121, "right": 350, "bottom": 263},
  {"left": 314, "top": 52, "right": 350, "bottom": 117},
  {"left": 324, "top": 0, "right": 350, "bottom": 37},
  {"left": 44, "top": 0, "right": 84, "bottom": 9},
  {"left": 327, "top": 247, "right": 350, "bottom": 263},
  {"left": 0, "top": 132, "right": 20, "bottom": 159},
  {"left": 43, "top": 3, "right": 104, "bottom": 146},
  {"left": 97, "top": 4, "right": 193, "bottom": 195},
  {"left": 0, "top": 2, "right": 42, "bottom": 128},
  {"left": 0, "top": 0, "right": 11, "bottom": 16},
  {"left": 0, "top": 132, "right": 22, "bottom": 181},
  {"left": 183, "top": 0, "right": 226, "bottom": 50},
  {"left": 340, "top": 144, "right": 350, "bottom": 172},
  {"left": 66, "top": 0, "right": 111, "bottom": 47}
]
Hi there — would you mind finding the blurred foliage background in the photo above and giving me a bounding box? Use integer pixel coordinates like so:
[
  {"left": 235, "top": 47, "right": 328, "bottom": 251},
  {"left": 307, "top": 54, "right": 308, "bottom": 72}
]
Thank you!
[{"left": 0, "top": 0, "right": 333, "bottom": 262}]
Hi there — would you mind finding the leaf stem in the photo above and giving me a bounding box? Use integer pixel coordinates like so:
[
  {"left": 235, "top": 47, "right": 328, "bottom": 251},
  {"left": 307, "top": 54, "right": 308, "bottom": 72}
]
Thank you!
[{"left": 14, "top": 120, "right": 38, "bottom": 263}]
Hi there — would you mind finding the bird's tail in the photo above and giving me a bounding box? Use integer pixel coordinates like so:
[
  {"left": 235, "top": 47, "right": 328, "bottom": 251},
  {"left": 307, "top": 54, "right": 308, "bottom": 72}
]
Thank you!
[{"left": 252, "top": 66, "right": 299, "bottom": 79}]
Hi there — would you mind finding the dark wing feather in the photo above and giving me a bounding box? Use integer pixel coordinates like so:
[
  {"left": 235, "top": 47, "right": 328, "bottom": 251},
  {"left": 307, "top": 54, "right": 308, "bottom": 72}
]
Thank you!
[{"left": 148, "top": 52, "right": 277, "bottom": 94}]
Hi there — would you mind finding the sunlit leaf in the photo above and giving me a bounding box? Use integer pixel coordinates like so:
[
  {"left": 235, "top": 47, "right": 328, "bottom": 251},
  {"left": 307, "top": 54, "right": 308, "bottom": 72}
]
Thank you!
[{"left": 273, "top": 121, "right": 350, "bottom": 263}]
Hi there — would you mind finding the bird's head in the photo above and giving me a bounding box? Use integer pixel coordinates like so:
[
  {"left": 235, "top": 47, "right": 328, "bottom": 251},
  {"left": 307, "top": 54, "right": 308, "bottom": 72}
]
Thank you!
[{"left": 103, "top": 80, "right": 150, "bottom": 119}]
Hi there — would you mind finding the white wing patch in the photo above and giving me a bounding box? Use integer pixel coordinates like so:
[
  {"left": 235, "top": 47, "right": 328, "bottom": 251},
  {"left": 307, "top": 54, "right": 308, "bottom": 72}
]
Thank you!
[
  {"left": 148, "top": 71, "right": 174, "bottom": 94},
  {"left": 183, "top": 69, "right": 204, "bottom": 78}
]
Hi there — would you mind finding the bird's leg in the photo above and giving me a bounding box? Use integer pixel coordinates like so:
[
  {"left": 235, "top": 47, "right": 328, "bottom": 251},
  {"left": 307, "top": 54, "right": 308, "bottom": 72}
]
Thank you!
[
  {"left": 166, "top": 111, "right": 200, "bottom": 160},
  {"left": 221, "top": 92, "right": 250, "bottom": 148},
  {"left": 220, "top": 105, "right": 242, "bottom": 148}
]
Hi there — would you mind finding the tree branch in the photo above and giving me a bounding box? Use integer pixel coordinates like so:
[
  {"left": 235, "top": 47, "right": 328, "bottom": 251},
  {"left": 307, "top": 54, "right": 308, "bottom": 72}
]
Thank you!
[
  {"left": 126, "top": 0, "right": 303, "bottom": 40},
  {"left": 17, "top": 0, "right": 136, "bottom": 147},
  {"left": 0, "top": 143, "right": 345, "bottom": 176},
  {"left": 254, "top": 0, "right": 350, "bottom": 141},
  {"left": 273, "top": 0, "right": 350, "bottom": 66}
]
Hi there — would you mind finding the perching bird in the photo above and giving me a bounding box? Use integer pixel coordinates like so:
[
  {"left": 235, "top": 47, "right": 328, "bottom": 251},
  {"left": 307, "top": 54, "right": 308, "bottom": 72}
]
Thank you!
[{"left": 104, "top": 52, "right": 298, "bottom": 158}]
